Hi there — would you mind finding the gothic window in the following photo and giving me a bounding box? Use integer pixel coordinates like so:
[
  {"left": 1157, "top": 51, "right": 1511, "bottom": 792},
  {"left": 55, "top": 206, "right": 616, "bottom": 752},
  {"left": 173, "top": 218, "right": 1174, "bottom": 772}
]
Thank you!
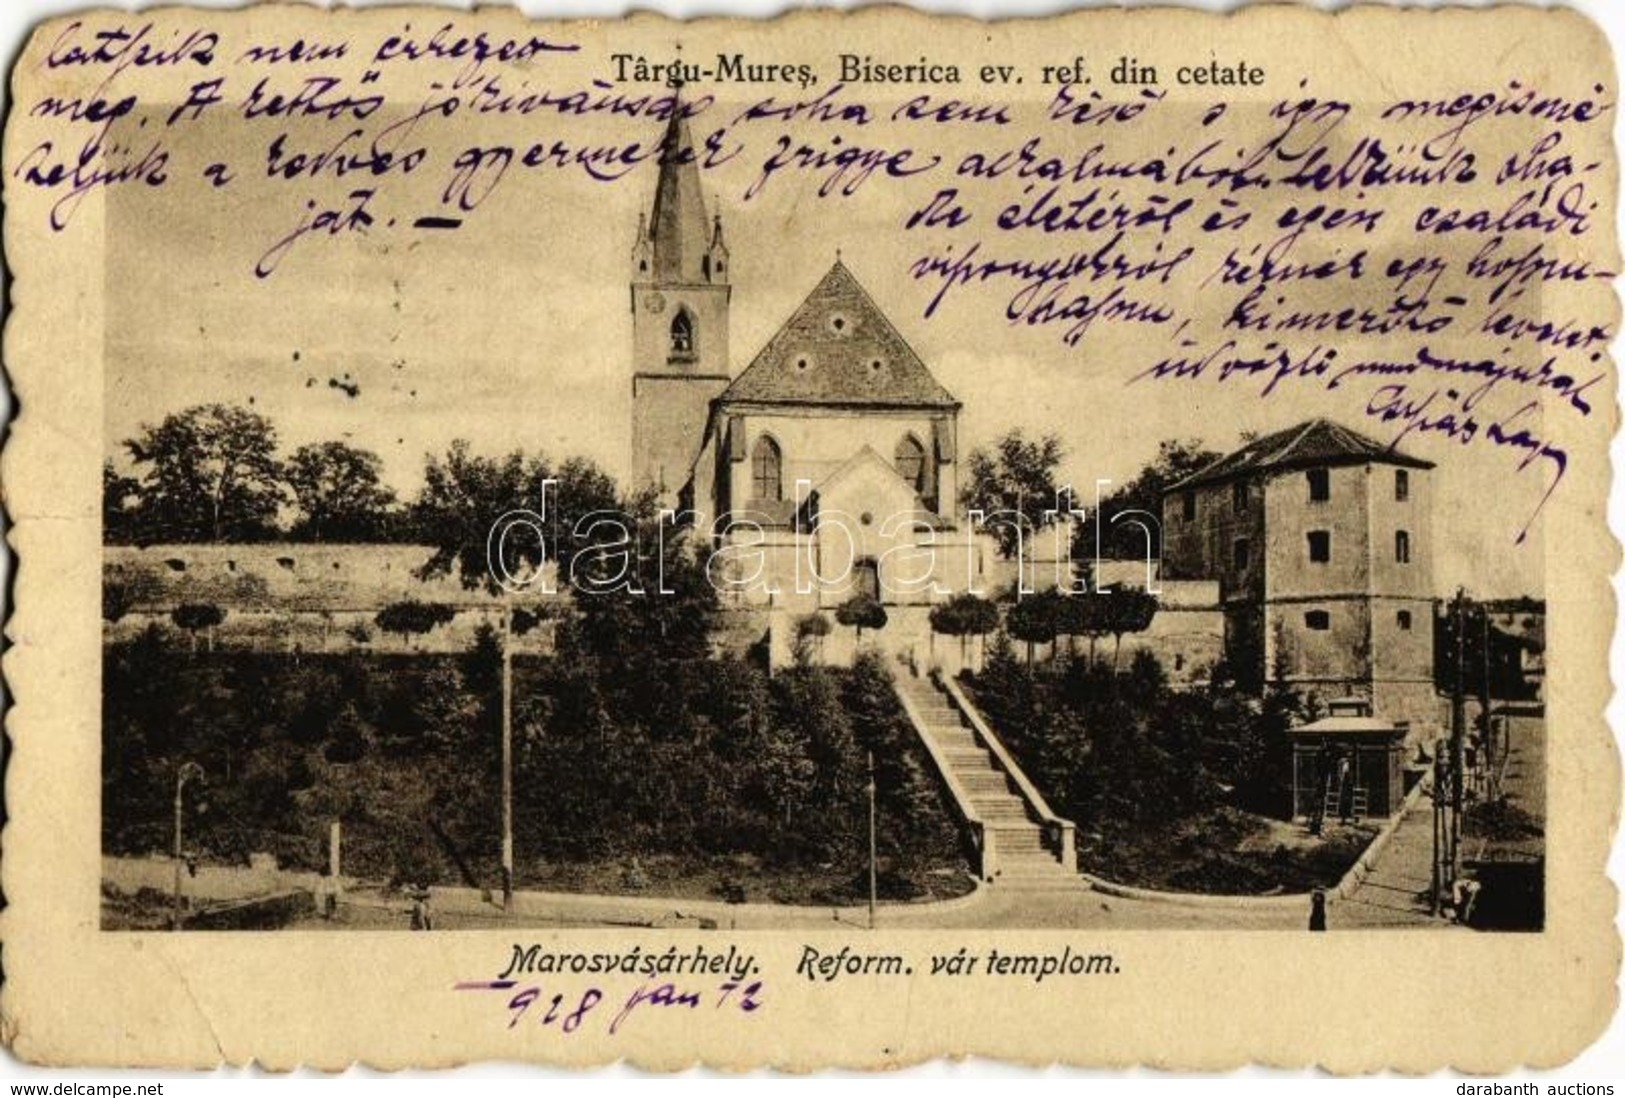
[
  {"left": 855, "top": 558, "right": 880, "bottom": 602},
  {"left": 751, "top": 435, "right": 783, "bottom": 501},
  {"left": 1395, "top": 529, "right": 1412, "bottom": 564},
  {"left": 670, "top": 310, "right": 695, "bottom": 358},
  {"left": 895, "top": 434, "right": 927, "bottom": 497}
]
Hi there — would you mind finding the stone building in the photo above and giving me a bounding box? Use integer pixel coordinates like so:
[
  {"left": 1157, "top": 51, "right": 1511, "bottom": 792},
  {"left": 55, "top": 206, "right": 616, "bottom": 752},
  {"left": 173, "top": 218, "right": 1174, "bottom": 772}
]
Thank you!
[
  {"left": 630, "top": 105, "right": 980, "bottom": 614},
  {"left": 1160, "top": 419, "right": 1440, "bottom": 735}
]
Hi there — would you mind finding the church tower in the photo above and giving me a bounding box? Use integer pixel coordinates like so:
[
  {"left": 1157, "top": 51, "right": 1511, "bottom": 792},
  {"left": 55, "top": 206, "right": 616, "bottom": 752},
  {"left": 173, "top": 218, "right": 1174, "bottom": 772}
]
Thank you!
[{"left": 630, "top": 99, "right": 732, "bottom": 504}]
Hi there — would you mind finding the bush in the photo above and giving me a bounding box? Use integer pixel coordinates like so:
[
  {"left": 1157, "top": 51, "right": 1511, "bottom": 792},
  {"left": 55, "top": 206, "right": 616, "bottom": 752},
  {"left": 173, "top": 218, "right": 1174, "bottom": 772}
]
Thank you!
[{"left": 375, "top": 600, "right": 456, "bottom": 641}]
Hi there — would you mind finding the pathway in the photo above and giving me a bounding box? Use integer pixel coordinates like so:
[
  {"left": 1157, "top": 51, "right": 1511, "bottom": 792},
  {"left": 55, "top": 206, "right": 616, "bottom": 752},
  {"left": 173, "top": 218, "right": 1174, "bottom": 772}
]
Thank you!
[{"left": 1329, "top": 788, "right": 1447, "bottom": 929}]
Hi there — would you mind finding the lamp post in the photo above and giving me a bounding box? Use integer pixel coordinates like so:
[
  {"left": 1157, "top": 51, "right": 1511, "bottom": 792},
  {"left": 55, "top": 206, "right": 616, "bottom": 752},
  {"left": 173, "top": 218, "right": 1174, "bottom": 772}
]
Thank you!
[
  {"left": 172, "top": 761, "right": 204, "bottom": 930},
  {"left": 1450, "top": 590, "right": 1467, "bottom": 886},
  {"left": 867, "top": 751, "right": 877, "bottom": 931},
  {"left": 501, "top": 600, "right": 514, "bottom": 912}
]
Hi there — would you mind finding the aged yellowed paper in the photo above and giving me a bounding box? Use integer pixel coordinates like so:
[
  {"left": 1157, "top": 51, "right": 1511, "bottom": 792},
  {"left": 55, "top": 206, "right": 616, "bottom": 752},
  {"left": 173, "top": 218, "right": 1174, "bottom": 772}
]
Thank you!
[{"left": 0, "top": 1, "right": 1617, "bottom": 1071}]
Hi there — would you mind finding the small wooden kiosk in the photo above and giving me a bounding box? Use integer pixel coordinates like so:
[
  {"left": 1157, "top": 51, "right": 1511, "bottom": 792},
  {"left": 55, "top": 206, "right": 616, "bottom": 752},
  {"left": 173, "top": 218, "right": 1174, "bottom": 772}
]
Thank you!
[{"left": 1290, "top": 698, "right": 1408, "bottom": 822}]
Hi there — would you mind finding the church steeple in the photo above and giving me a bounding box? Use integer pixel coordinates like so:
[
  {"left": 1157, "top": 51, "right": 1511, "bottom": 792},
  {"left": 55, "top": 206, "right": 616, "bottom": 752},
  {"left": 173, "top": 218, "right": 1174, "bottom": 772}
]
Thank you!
[
  {"left": 629, "top": 87, "right": 733, "bottom": 502},
  {"left": 644, "top": 104, "right": 723, "bottom": 285}
]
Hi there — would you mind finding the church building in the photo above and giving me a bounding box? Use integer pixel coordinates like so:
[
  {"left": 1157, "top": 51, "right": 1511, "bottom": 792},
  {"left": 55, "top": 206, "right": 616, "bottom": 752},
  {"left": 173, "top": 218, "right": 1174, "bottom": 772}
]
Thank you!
[{"left": 629, "top": 106, "right": 980, "bottom": 615}]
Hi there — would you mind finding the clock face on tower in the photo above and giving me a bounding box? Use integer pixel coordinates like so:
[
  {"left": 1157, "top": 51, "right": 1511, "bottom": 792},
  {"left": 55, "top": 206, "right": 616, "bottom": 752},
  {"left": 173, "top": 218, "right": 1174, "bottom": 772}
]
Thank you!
[{"left": 645, "top": 292, "right": 666, "bottom": 314}]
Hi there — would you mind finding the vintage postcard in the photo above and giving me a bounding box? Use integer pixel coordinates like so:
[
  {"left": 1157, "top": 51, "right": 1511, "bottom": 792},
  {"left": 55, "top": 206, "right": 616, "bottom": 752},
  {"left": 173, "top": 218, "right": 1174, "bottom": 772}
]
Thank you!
[{"left": 0, "top": 0, "right": 1618, "bottom": 1072}]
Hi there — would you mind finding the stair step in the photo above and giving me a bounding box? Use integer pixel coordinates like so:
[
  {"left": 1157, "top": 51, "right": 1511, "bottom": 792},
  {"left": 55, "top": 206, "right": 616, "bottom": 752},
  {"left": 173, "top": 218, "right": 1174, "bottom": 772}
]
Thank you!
[
  {"left": 994, "top": 875, "right": 1087, "bottom": 891},
  {"left": 999, "top": 864, "right": 1069, "bottom": 875},
  {"left": 972, "top": 792, "right": 1026, "bottom": 806},
  {"left": 991, "top": 832, "right": 1048, "bottom": 847}
]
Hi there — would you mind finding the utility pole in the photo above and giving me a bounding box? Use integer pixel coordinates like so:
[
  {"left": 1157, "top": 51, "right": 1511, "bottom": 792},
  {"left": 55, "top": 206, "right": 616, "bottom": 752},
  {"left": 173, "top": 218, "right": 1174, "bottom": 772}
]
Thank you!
[
  {"left": 501, "top": 600, "right": 515, "bottom": 912},
  {"left": 1431, "top": 738, "right": 1445, "bottom": 917},
  {"left": 1450, "top": 589, "right": 1467, "bottom": 887},
  {"left": 867, "top": 750, "right": 877, "bottom": 931},
  {"left": 1480, "top": 607, "right": 1494, "bottom": 798},
  {"left": 172, "top": 761, "right": 204, "bottom": 931}
]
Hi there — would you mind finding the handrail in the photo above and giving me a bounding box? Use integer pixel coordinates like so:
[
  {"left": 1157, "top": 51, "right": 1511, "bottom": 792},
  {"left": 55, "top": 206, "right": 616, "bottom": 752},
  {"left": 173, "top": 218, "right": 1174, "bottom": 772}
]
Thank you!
[{"left": 936, "top": 672, "right": 1078, "bottom": 873}]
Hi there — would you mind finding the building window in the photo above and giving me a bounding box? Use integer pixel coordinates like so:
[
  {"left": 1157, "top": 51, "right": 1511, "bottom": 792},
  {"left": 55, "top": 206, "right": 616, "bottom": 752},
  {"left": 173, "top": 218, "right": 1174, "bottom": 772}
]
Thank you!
[
  {"left": 854, "top": 558, "right": 880, "bottom": 602},
  {"left": 1397, "top": 609, "right": 1413, "bottom": 631},
  {"left": 1233, "top": 538, "right": 1250, "bottom": 571},
  {"left": 1395, "top": 529, "right": 1411, "bottom": 563},
  {"left": 894, "top": 434, "right": 927, "bottom": 497},
  {"left": 751, "top": 435, "right": 782, "bottom": 501},
  {"left": 1232, "top": 480, "right": 1248, "bottom": 513},
  {"left": 1307, "top": 467, "right": 1330, "bottom": 502},
  {"left": 670, "top": 310, "right": 695, "bottom": 357},
  {"left": 1307, "top": 530, "right": 1331, "bottom": 563},
  {"left": 1395, "top": 469, "right": 1409, "bottom": 501},
  {"left": 1181, "top": 490, "right": 1196, "bottom": 521},
  {"left": 1305, "top": 609, "right": 1331, "bottom": 631}
]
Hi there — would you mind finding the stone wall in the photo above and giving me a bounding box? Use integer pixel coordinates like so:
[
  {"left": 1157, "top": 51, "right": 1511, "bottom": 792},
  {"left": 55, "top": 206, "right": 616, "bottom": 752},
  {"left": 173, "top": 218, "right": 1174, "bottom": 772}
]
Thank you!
[{"left": 105, "top": 544, "right": 562, "bottom": 654}]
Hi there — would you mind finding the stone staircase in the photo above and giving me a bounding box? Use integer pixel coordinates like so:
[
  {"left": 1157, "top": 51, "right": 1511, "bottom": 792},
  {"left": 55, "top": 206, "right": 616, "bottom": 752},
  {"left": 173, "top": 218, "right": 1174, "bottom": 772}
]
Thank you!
[{"left": 895, "top": 673, "right": 1081, "bottom": 890}]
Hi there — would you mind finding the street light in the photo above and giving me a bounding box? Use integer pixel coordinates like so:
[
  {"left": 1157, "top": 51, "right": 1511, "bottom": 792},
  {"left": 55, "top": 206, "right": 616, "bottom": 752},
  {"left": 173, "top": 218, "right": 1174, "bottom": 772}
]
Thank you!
[
  {"left": 172, "top": 761, "right": 205, "bottom": 930},
  {"left": 501, "top": 599, "right": 514, "bottom": 912},
  {"left": 867, "top": 750, "right": 877, "bottom": 931}
]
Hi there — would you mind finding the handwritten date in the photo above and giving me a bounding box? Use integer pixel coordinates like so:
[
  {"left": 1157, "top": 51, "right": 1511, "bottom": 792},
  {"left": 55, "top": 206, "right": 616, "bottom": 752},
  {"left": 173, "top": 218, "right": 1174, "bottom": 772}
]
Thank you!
[{"left": 457, "top": 978, "right": 765, "bottom": 1036}]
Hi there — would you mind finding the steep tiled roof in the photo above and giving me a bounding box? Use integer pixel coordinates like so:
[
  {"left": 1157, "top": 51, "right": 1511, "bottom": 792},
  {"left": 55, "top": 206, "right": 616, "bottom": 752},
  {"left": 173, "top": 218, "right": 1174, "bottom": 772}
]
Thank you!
[
  {"left": 1171, "top": 418, "right": 1434, "bottom": 490},
  {"left": 718, "top": 261, "right": 959, "bottom": 409}
]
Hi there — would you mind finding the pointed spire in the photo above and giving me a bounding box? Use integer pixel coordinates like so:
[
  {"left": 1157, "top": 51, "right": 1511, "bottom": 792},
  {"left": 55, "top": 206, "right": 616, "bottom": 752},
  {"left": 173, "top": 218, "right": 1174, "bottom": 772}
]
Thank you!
[{"left": 645, "top": 91, "right": 712, "bottom": 284}]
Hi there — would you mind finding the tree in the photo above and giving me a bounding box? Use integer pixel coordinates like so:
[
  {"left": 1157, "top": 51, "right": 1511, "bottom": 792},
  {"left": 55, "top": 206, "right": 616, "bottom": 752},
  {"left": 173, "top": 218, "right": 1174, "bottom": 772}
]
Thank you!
[
  {"left": 123, "top": 404, "right": 285, "bottom": 542},
  {"left": 961, "top": 430, "right": 1065, "bottom": 559},
  {"left": 286, "top": 441, "right": 397, "bottom": 542},
  {"left": 103, "top": 461, "right": 143, "bottom": 545},
  {"left": 171, "top": 602, "right": 225, "bottom": 653},
  {"left": 794, "top": 612, "right": 833, "bottom": 666},
  {"left": 375, "top": 600, "right": 456, "bottom": 644},
  {"left": 406, "top": 665, "right": 481, "bottom": 752},
  {"left": 410, "top": 441, "right": 618, "bottom": 911},
  {"left": 413, "top": 441, "right": 619, "bottom": 591},
  {"left": 1006, "top": 589, "right": 1063, "bottom": 666},
  {"left": 1057, "top": 591, "right": 1109, "bottom": 665},
  {"left": 103, "top": 566, "right": 163, "bottom": 629},
  {"left": 1086, "top": 438, "right": 1221, "bottom": 574},
  {"left": 560, "top": 494, "right": 720, "bottom": 669},
  {"left": 929, "top": 592, "right": 1000, "bottom": 667},
  {"left": 1098, "top": 586, "right": 1159, "bottom": 671},
  {"left": 835, "top": 594, "right": 887, "bottom": 647}
]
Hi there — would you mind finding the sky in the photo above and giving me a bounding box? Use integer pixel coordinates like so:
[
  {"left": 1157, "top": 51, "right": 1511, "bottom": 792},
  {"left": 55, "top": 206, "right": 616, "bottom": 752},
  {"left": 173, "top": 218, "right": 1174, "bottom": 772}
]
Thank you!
[{"left": 89, "top": 6, "right": 1600, "bottom": 598}]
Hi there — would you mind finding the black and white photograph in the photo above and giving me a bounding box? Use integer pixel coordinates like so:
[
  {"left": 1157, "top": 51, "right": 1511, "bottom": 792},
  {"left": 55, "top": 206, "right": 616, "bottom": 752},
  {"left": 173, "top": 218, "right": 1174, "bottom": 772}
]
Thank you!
[
  {"left": 1, "top": 0, "right": 1616, "bottom": 1075},
  {"left": 92, "top": 38, "right": 1549, "bottom": 936}
]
